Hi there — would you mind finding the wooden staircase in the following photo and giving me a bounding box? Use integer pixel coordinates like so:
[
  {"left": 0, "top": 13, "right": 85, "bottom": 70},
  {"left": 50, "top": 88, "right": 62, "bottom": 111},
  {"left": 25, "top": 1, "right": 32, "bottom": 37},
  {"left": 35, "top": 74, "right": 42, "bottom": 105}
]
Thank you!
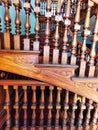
[{"left": 0, "top": 0, "right": 98, "bottom": 129}]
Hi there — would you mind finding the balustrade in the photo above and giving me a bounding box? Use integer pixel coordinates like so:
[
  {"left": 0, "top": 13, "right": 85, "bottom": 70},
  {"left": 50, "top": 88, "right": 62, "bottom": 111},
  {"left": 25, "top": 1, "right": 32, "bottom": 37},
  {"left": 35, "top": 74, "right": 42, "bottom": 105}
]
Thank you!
[{"left": 0, "top": 80, "right": 98, "bottom": 129}]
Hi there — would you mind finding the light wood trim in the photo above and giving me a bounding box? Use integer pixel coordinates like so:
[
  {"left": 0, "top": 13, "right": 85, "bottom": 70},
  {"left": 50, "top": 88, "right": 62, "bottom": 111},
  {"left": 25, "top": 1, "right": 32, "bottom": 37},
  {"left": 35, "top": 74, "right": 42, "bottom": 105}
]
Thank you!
[{"left": 0, "top": 80, "right": 49, "bottom": 85}]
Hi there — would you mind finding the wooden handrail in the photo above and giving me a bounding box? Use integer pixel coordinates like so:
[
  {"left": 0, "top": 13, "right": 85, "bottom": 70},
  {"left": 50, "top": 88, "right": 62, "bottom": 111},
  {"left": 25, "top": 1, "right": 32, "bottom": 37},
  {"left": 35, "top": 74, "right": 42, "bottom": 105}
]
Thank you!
[{"left": 0, "top": 52, "right": 98, "bottom": 102}]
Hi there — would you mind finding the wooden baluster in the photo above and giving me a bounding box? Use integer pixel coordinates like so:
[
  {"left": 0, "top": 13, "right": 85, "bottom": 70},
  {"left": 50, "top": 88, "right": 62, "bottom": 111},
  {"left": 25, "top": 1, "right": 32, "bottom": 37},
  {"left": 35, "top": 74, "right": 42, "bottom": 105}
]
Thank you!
[
  {"left": 47, "top": 86, "right": 53, "bottom": 130},
  {"left": 23, "top": 2, "right": 31, "bottom": 50},
  {"left": 3, "top": 0, "right": 11, "bottom": 49},
  {"left": 79, "top": 0, "right": 94, "bottom": 77},
  {"left": 62, "top": 91, "right": 69, "bottom": 130},
  {"left": 52, "top": 0, "right": 61, "bottom": 64},
  {"left": 43, "top": 0, "right": 51, "bottom": 64},
  {"left": 78, "top": 97, "right": 86, "bottom": 130},
  {"left": 55, "top": 87, "right": 62, "bottom": 130},
  {"left": 39, "top": 85, "right": 45, "bottom": 130},
  {"left": 13, "top": 0, "right": 21, "bottom": 50},
  {"left": 13, "top": 85, "right": 19, "bottom": 130},
  {"left": 61, "top": 0, "right": 71, "bottom": 64},
  {"left": 70, "top": 93, "right": 77, "bottom": 130},
  {"left": 71, "top": 0, "right": 81, "bottom": 65},
  {"left": 0, "top": 18, "right": 1, "bottom": 32},
  {"left": 3, "top": 85, "right": 11, "bottom": 130},
  {"left": 0, "top": 18, "right": 2, "bottom": 49},
  {"left": 30, "top": 85, "right": 36, "bottom": 130},
  {"left": 84, "top": 100, "right": 93, "bottom": 130},
  {"left": 33, "top": 0, "right": 40, "bottom": 51},
  {"left": 22, "top": 86, "right": 28, "bottom": 130},
  {"left": 89, "top": 12, "right": 98, "bottom": 77},
  {"left": 90, "top": 103, "right": 98, "bottom": 130}
]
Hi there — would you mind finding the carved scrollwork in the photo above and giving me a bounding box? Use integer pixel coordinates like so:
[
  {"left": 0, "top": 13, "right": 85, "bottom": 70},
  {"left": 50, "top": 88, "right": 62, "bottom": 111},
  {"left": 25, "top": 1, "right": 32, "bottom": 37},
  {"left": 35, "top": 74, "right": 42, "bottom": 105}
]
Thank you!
[
  {"left": 51, "top": 70, "right": 72, "bottom": 78},
  {"left": 75, "top": 82, "right": 98, "bottom": 91},
  {"left": 14, "top": 55, "right": 38, "bottom": 66}
]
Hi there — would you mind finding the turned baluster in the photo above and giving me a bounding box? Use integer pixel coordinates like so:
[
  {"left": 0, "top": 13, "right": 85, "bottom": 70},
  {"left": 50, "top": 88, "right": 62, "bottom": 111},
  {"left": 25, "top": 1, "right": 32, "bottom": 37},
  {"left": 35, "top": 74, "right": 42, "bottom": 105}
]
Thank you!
[
  {"left": 79, "top": 0, "right": 94, "bottom": 77},
  {"left": 3, "top": 85, "right": 11, "bottom": 130},
  {"left": 62, "top": 91, "right": 69, "bottom": 130},
  {"left": 78, "top": 97, "right": 86, "bottom": 130},
  {"left": 47, "top": 86, "right": 54, "bottom": 130},
  {"left": 13, "top": 0, "right": 21, "bottom": 50},
  {"left": 23, "top": 2, "right": 31, "bottom": 50},
  {"left": 61, "top": 0, "right": 71, "bottom": 64},
  {"left": 90, "top": 103, "right": 98, "bottom": 130},
  {"left": 55, "top": 87, "right": 62, "bottom": 130},
  {"left": 70, "top": 93, "right": 77, "bottom": 130},
  {"left": 22, "top": 86, "right": 28, "bottom": 129},
  {"left": 3, "top": 0, "right": 11, "bottom": 49},
  {"left": 13, "top": 85, "right": 19, "bottom": 129},
  {"left": 33, "top": 0, "right": 40, "bottom": 51},
  {"left": 43, "top": 0, "right": 51, "bottom": 64},
  {"left": 84, "top": 100, "right": 93, "bottom": 130},
  {"left": 52, "top": 0, "right": 61, "bottom": 64},
  {"left": 0, "top": 18, "right": 1, "bottom": 49},
  {"left": 31, "top": 85, "right": 36, "bottom": 130},
  {"left": 71, "top": 0, "right": 81, "bottom": 65},
  {"left": 89, "top": 12, "right": 98, "bottom": 77},
  {"left": 0, "top": 18, "right": 1, "bottom": 32},
  {"left": 39, "top": 85, "right": 45, "bottom": 129}
]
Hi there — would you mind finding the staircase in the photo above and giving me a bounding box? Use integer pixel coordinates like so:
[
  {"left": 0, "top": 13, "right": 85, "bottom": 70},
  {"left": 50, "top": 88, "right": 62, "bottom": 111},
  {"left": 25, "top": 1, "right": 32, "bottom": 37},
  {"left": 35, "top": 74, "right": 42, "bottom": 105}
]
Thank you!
[{"left": 0, "top": 0, "right": 98, "bottom": 129}]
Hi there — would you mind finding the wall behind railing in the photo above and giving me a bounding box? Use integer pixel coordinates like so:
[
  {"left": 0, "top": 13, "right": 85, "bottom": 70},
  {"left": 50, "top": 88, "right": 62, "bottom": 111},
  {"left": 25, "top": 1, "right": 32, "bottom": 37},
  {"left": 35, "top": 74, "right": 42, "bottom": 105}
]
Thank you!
[{"left": 0, "top": 0, "right": 36, "bottom": 34}]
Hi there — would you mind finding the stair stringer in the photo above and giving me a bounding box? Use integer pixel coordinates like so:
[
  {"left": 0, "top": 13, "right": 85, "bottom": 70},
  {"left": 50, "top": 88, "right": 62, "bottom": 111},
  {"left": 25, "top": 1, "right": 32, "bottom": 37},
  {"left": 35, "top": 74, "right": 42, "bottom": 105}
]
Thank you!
[{"left": 0, "top": 52, "right": 98, "bottom": 102}]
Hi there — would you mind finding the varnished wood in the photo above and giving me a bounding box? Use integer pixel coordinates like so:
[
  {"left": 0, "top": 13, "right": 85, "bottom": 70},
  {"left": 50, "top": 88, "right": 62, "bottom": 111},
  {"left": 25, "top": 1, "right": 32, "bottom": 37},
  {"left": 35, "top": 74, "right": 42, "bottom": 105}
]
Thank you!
[{"left": 0, "top": 53, "right": 98, "bottom": 102}]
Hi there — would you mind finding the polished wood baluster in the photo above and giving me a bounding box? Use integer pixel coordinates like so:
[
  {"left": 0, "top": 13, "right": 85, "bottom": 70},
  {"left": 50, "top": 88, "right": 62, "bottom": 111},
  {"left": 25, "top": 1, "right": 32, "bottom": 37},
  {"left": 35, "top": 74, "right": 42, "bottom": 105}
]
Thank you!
[
  {"left": 70, "top": 93, "right": 77, "bottom": 130},
  {"left": 0, "top": 18, "right": 1, "bottom": 49},
  {"left": 33, "top": 0, "right": 40, "bottom": 51},
  {"left": 43, "top": 0, "right": 51, "bottom": 64},
  {"left": 30, "top": 85, "right": 36, "bottom": 130},
  {"left": 90, "top": 103, "right": 98, "bottom": 130},
  {"left": 13, "top": 0, "right": 21, "bottom": 50},
  {"left": 47, "top": 86, "right": 53, "bottom": 130},
  {"left": 79, "top": 0, "right": 94, "bottom": 77},
  {"left": 39, "top": 85, "right": 45, "bottom": 130},
  {"left": 77, "top": 97, "right": 86, "bottom": 130},
  {"left": 0, "top": 18, "right": 1, "bottom": 32},
  {"left": 3, "top": 85, "right": 11, "bottom": 130},
  {"left": 55, "top": 87, "right": 62, "bottom": 130},
  {"left": 61, "top": 0, "right": 71, "bottom": 64},
  {"left": 23, "top": 2, "right": 31, "bottom": 50},
  {"left": 52, "top": 0, "right": 61, "bottom": 64},
  {"left": 13, "top": 85, "right": 19, "bottom": 130},
  {"left": 62, "top": 91, "right": 69, "bottom": 130},
  {"left": 84, "top": 100, "right": 93, "bottom": 130},
  {"left": 71, "top": 0, "right": 81, "bottom": 65},
  {"left": 3, "top": 0, "right": 11, "bottom": 49},
  {"left": 22, "top": 85, "right": 28, "bottom": 130},
  {"left": 89, "top": 12, "right": 98, "bottom": 77}
]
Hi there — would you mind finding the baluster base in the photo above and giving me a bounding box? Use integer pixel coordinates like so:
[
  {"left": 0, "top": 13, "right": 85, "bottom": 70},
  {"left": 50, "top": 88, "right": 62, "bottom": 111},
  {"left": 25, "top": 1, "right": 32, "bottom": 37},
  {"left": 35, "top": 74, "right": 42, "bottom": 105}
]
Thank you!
[
  {"left": 4, "top": 32, "right": 11, "bottom": 49},
  {"left": 14, "top": 35, "right": 20, "bottom": 50}
]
